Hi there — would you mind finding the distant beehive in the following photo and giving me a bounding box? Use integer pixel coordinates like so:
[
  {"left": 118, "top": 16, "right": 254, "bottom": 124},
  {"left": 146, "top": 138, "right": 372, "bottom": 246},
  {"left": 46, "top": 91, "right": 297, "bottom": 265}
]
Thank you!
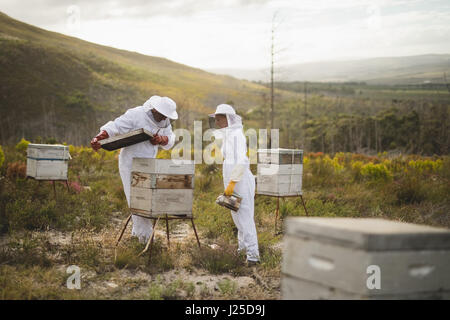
[
  {"left": 130, "top": 158, "right": 195, "bottom": 218},
  {"left": 26, "top": 144, "right": 71, "bottom": 180},
  {"left": 256, "top": 148, "right": 303, "bottom": 196},
  {"left": 282, "top": 217, "right": 450, "bottom": 300}
]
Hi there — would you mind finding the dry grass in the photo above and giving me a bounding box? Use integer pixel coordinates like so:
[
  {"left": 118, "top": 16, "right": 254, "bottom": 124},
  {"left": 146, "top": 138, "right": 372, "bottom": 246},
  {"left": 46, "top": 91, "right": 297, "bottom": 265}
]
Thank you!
[{"left": 0, "top": 148, "right": 448, "bottom": 300}]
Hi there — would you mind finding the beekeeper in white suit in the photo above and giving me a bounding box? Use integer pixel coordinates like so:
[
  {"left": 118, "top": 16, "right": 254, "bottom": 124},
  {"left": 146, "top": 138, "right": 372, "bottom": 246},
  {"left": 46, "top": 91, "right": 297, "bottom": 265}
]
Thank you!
[
  {"left": 90, "top": 96, "right": 177, "bottom": 243},
  {"left": 210, "top": 104, "right": 260, "bottom": 265}
]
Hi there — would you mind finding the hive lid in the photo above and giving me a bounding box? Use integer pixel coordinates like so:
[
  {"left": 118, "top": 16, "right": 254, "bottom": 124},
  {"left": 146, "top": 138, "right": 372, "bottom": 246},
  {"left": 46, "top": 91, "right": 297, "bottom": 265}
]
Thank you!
[
  {"left": 257, "top": 148, "right": 303, "bottom": 154},
  {"left": 28, "top": 144, "right": 68, "bottom": 149},
  {"left": 285, "top": 217, "right": 450, "bottom": 251}
]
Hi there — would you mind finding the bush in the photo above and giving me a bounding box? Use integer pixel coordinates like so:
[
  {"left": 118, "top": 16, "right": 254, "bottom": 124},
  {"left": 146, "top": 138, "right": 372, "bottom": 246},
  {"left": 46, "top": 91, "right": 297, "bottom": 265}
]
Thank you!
[
  {"left": 408, "top": 159, "right": 442, "bottom": 174},
  {"left": 6, "top": 161, "right": 26, "bottom": 180},
  {"left": 0, "top": 233, "right": 53, "bottom": 267},
  {"left": 190, "top": 242, "right": 245, "bottom": 275},
  {"left": 1, "top": 178, "right": 111, "bottom": 233},
  {"left": 392, "top": 176, "right": 427, "bottom": 205},
  {"left": 61, "top": 238, "right": 107, "bottom": 271},
  {"left": 114, "top": 246, "right": 142, "bottom": 270},
  {"left": 6, "top": 198, "right": 57, "bottom": 231},
  {"left": 197, "top": 174, "right": 213, "bottom": 192},
  {"left": 310, "top": 155, "right": 335, "bottom": 177},
  {"left": 351, "top": 161, "right": 364, "bottom": 181},
  {"left": 15, "top": 138, "right": 30, "bottom": 154},
  {"left": 147, "top": 277, "right": 191, "bottom": 300},
  {"left": 0, "top": 145, "right": 4, "bottom": 169},
  {"left": 360, "top": 163, "right": 392, "bottom": 182},
  {"left": 217, "top": 279, "right": 237, "bottom": 296}
]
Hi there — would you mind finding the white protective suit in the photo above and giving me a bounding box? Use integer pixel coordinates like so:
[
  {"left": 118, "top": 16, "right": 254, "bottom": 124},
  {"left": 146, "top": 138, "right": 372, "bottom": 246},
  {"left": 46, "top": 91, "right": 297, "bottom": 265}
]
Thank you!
[
  {"left": 213, "top": 106, "right": 260, "bottom": 262},
  {"left": 100, "top": 97, "right": 176, "bottom": 243}
]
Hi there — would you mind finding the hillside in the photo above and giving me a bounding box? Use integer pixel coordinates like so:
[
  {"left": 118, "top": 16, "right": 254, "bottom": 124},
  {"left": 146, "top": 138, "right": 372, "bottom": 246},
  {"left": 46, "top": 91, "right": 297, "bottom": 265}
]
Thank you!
[
  {"left": 0, "top": 12, "right": 269, "bottom": 145},
  {"left": 209, "top": 54, "right": 450, "bottom": 84}
]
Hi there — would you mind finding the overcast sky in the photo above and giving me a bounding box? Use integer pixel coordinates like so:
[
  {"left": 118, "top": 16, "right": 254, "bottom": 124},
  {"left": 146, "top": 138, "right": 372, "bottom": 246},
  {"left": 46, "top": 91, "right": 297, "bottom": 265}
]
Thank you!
[{"left": 2, "top": 0, "right": 450, "bottom": 70}]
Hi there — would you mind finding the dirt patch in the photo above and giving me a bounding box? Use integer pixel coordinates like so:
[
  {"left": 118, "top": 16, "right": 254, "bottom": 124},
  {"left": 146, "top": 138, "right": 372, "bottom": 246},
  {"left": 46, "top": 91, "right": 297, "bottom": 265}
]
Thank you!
[{"left": 1, "top": 213, "right": 281, "bottom": 300}]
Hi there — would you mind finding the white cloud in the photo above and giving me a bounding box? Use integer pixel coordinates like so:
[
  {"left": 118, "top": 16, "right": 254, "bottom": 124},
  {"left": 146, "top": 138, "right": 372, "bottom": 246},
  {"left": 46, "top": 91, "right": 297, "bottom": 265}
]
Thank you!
[{"left": 1, "top": 0, "right": 449, "bottom": 69}]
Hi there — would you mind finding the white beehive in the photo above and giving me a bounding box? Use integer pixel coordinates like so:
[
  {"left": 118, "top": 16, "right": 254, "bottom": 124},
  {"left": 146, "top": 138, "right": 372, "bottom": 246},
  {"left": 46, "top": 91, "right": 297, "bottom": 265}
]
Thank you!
[
  {"left": 282, "top": 217, "right": 450, "bottom": 300},
  {"left": 130, "top": 158, "right": 195, "bottom": 218},
  {"left": 256, "top": 148, "right": 303, "bottom": 196},
  {"left": 26, "top": 144, "right": 71, "bottom": 180}
]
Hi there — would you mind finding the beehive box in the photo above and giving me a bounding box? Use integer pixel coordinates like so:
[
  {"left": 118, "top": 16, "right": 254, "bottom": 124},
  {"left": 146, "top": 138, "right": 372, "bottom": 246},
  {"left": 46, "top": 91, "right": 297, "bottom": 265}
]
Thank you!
[
  {"left": 257, "top": 148, "right": 303, "bottom": 165},
  {"left": 26, "top": 144, "right": 71, "bottom": 180},
  {"left": 282, "top": 217, "right": 450, "bottom": 300},
  {"left": 130, "top": 158, "right": 195, "bottom": 218},
  {"left": 256, "top": 149, "right": 303, "bottom": 196}
]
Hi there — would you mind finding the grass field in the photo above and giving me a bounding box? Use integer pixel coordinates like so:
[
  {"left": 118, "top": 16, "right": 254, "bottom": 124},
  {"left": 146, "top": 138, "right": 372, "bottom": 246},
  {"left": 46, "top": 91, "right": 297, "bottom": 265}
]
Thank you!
[{"left": 0, "top": 141, "right": 448, "bottom": 299}]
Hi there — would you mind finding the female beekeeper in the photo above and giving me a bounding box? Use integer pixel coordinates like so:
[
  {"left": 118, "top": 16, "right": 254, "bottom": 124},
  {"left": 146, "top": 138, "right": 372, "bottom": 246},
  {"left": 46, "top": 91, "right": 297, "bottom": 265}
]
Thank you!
[
  {"left": 210, "top": 104, "right": 260, "bottom": 265},
  {"left": 90, "top": 96, "right": 177, "bottom": 243}
]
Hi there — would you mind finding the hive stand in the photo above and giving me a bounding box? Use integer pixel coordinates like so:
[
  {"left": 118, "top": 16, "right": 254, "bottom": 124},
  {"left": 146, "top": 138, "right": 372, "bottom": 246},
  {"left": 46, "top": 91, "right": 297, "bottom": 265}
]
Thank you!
[
  {"left": 256, "top": 149, "right": 308, "bottom": 234},
  {"left": 27, "top": 176, "right": 70, "bottom": 198},
  {"left": 255, "top": 174, "right": 309, "bottom": 234},
  {"left": 115, "top": 212, "right": 201, "bottom": 261},
  {"left": 274, "top": 194, "right": 309, "bottom": 234}
]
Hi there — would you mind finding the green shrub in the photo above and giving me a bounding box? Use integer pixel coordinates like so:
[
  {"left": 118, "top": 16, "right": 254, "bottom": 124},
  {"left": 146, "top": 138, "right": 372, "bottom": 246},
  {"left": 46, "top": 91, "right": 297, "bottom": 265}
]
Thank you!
[
  {"left": 257, "top": 232, "right": 282, "bottom": 271},
  {"left": 408, "top": 159, "right": 443, "bottom": 174},
  {"left": 351, "top": 161, "right": 364, "bottom": 181},
  {"left": 0, "top": 233, "right": 53, "bottom": 267},
  {"left": 392, "top": 176, "right": 427, "bottom": 204},
  {"left": 217, "top": 278, "right": 237, "bottom": 296},
  {"left": 6, "top": 198, "right": 58, "bottom": 231},
  {"left": 147, "top": 281, "right": 164, "bottom": 300},
  {"left": 360, "top": 163, "right": 393, "bottom": 182},
  {"left": 147, "top": 277, "right": 187, "bottom": 300},
  {"left": 2, "top": 179, "right": 111, "bottom": 233},
  {"left": 438, "top": 157, "right": 450, "bottom": 183},
  {"left": 190, "top": 243, "right": 245, "bottom": 275},
  {"left": 304, "top": 155, "right": 346, "bottom": 188},
  {"left": 114, "top": 247, "right": 141, "bottom": 270},
  {"left": 61, "top": 238, "right": 107, "bottom": 271},
  {"left": 309, "top": 156, "right": 334, "bottom": 177},
  {"left": 15, "top": 138, "right": 30, "bottom": 154},
  {"left": 0, "top": 266, "right": 85, "bottom": 299},
  {"left": 0, "top": 145, "right": 4, "bottom": 169},
  {"left": 197, "top": 174, "right": 213, "bottom": 192}
]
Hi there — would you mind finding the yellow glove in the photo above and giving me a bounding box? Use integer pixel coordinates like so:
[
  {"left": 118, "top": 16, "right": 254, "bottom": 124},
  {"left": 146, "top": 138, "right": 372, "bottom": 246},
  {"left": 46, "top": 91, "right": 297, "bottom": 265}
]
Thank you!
[{"left": 224, "top": 180, "right": 237, "bottom": 196}]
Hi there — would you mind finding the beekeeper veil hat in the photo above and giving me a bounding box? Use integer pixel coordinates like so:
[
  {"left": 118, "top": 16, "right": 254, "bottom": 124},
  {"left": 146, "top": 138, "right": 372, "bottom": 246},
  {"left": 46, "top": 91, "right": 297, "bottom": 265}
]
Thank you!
[
  {"left": 208, "top": 104, "right": 242, "bottom": 129},
  {"left": 143, "top": 95, "right": 178, "bottom": 120}
]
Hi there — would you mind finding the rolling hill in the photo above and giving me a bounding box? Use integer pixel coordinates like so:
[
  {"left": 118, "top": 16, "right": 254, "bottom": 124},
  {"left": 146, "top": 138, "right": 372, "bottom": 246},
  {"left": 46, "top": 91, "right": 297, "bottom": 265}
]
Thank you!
[
  {"left": 0, "top": 12, "right": 269, "bottom": 145},
  {"left": 210, "top": 54, "right": 450, "bottom": 84}
]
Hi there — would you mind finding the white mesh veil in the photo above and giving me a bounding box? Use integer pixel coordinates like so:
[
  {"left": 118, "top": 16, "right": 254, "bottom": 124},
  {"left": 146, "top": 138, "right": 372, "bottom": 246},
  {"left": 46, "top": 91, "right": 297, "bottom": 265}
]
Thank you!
[
  {"left": 226, "top": 113, "right": 243, "bottom": 128},
  {"left": 209, "top": 104, "right": 243, "bottom": 129}
]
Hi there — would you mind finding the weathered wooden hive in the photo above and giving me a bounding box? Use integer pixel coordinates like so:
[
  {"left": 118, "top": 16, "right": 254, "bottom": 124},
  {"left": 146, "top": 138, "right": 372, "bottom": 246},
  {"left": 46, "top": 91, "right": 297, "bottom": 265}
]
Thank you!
[
  {"left": 26, "top": 144, "right": 71, "bottom": 180},
  {"left": 256, "top": 148, "right": 303, "bottom": 196},
  {"left": 282, "top": 217, "right": 450, "bottom": 299},
  {"left": 130, "top": 158, "right": 195, "bottom": 218}
]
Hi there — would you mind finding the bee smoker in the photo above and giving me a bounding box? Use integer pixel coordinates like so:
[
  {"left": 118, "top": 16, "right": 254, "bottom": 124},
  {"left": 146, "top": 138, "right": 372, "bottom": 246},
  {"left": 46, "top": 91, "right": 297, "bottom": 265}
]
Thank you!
[{"left": 215, "top": 192, "right": 242, "bottom": 212}]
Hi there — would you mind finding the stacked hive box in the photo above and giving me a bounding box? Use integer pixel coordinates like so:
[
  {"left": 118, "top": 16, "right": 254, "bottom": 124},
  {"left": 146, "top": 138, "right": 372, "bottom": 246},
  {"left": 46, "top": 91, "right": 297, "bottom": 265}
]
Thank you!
[
  {"left": 282, "top": 217, "right": 450, "bottom": 299},
  {"left": 130, "top": 158, "right": 195, "bottom": 218},
  {"left": 256, "top": 148, "right": 303, "bottom": 196},
  {"left": 26, "top": 144, "right": 71, "bottom": 180}
]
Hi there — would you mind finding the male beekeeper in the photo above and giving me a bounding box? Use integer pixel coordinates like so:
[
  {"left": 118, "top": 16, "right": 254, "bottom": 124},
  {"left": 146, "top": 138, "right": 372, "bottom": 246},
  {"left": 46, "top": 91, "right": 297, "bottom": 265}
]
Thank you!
[
  {"left": 90, "top": 96, "right": 177, "bottom": 243},
  {"left": 210, "top": 104, "right": 260, "bottom": 265}
]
